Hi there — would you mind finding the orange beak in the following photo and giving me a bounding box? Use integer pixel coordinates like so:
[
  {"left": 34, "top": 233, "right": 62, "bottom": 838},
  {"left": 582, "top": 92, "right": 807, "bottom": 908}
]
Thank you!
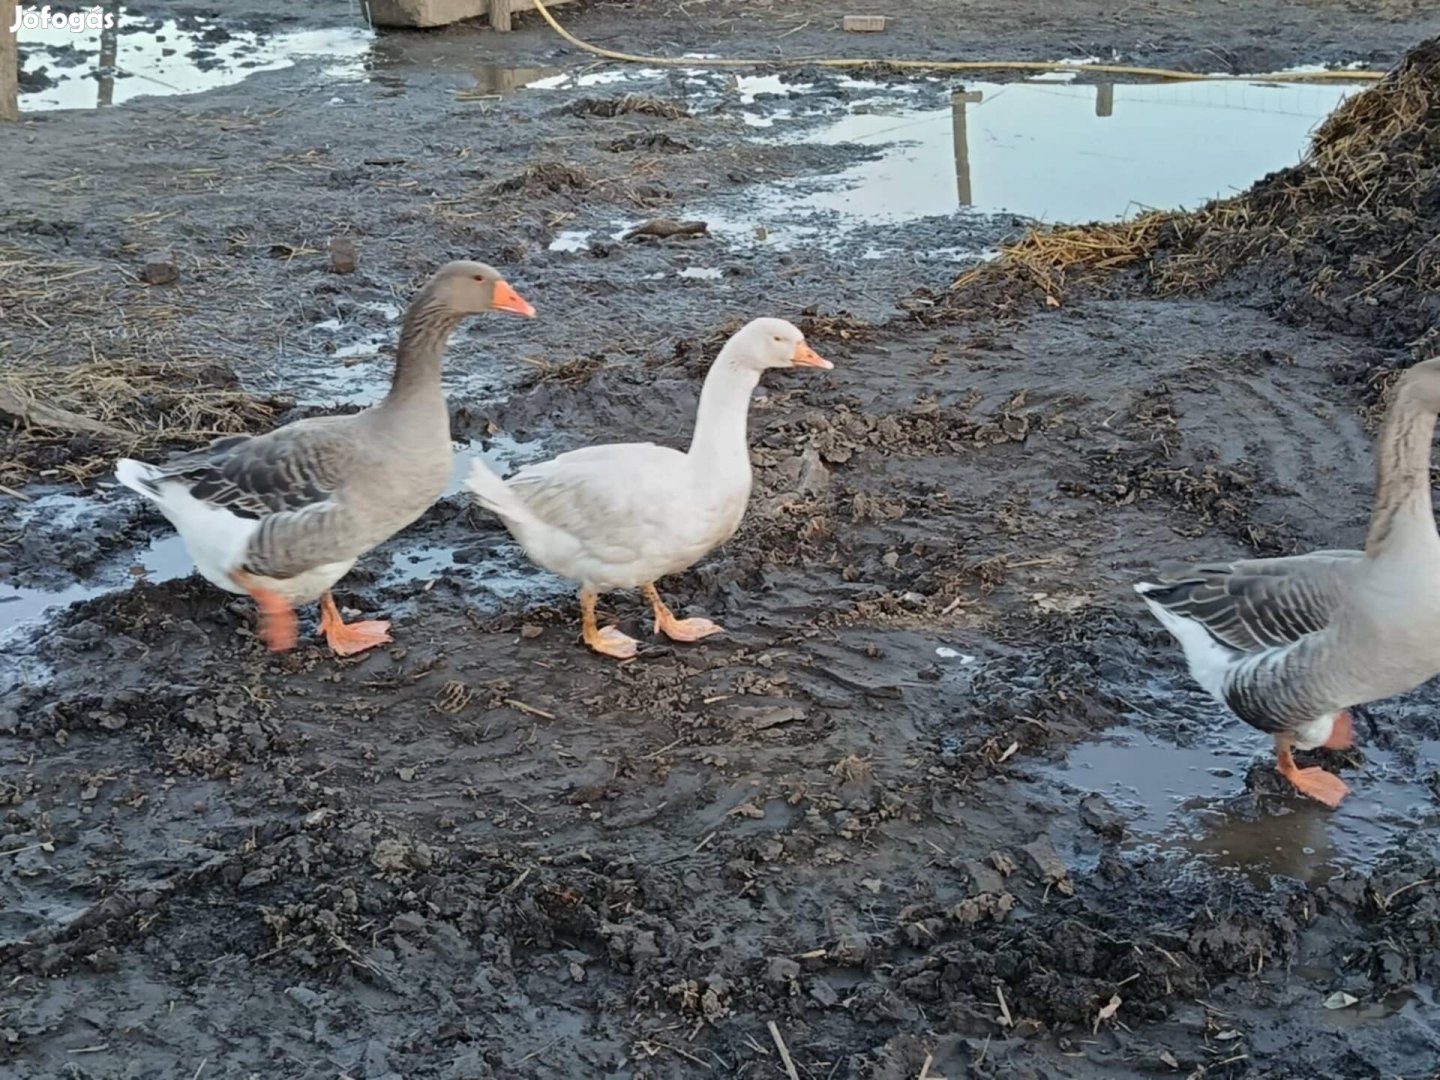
[
  {"left": 492, "top": 279, "right": 536, "bottom": 318},
  {"left": 792, "top": 341, "right": 833, "bottom": 370}
]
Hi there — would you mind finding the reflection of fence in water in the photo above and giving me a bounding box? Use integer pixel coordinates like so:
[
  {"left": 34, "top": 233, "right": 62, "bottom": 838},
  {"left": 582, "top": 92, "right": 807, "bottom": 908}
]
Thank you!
[
  {"left": 97, "top": 0, "right": 120, "bottom": 107},
  {"left": 949, "top": 80, "right": 1357, "bottom": 206}
]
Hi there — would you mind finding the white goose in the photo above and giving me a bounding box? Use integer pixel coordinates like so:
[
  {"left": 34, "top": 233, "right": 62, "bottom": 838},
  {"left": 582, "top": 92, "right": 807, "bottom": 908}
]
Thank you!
[
  {"left": 116, "top": 261, "right": 535, "bottom": 656},
  {"left": 466, "top": 317, "right": 832, "bottom": 658},
  {"left": 1135, "top": 356, "right": 1440, "bottom": 807}
]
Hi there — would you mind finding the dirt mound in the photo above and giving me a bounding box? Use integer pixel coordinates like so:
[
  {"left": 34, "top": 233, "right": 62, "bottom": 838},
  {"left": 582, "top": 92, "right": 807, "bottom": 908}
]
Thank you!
[
  {"left": 560, "top": 95, "right": 690, "bottom": 119},
  {"left": 1152, "top": 36, "right": 1440, "bottom": 348},
  {"left": 931, "top": 37, "right": 1440, "bottom": 353},
  {"left": 488, "top": 161, "right": 593, "bottom": 195}
]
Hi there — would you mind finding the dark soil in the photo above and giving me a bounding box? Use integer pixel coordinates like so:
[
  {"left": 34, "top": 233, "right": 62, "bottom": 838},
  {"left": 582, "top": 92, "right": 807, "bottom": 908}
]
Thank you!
[{"left": 4, "top": 3, "right": 1440, "bottom": 1079}]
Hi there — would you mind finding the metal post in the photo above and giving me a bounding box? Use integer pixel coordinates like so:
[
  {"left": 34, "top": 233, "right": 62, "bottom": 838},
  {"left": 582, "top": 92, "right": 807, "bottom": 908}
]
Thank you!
[
  {"left": 951, "top": 90, "right": 983, "bottom": 207},
  {"left": 1095, "top": 82, "right": 1114, "bottom": 117}
]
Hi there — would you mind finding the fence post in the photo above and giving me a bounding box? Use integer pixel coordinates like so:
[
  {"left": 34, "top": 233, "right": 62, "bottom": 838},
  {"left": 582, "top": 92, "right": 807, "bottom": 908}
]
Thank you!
[{"left": 1, "top": 0, "right": 18, "bottom": 121}]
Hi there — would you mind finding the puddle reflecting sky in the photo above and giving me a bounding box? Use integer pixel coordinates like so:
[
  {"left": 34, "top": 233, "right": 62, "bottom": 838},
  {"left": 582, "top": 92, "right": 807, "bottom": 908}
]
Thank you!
[
  {"left": 1054, "top": 724, "right": 1440, "bottom": 885},
  {"left": 696, "top": 79, "right": 1362, "bottom": 240},
  {"left": 17, "top": 9, "right": 371, "bottom": 111}
]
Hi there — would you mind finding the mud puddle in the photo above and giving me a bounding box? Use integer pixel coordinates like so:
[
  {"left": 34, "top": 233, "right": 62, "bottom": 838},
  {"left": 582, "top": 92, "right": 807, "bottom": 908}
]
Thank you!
[
  {"left": 685, "top": 78, "right": 1365, "bottom": 246},
  {"left": 0, "top": 493, "right": 191, "bottom": 643},
  {"left": 17, "top": 6, "right": 372, "bottom": 110},
  {"left": 1049, "top": 715, "right": 1440, "bottom": 885}
]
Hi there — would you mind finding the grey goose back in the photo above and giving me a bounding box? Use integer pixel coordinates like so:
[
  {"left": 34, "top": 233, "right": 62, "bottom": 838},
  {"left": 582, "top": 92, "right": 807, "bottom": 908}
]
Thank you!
[
  {"left": 1135, "top": 355, "right": 1440, "bottom": 807},
  {"left": 115, "top": 261, "right": 535, "bottom": 656}
]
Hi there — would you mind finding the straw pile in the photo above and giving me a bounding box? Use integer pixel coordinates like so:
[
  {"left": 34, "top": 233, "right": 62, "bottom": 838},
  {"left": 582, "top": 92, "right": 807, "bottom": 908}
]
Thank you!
[{"left": 0, "top": 245, "right": 282, "bottom": 486}]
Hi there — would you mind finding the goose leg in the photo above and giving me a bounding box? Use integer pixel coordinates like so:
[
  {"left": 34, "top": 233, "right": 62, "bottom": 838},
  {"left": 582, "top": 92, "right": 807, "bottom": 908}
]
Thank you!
[
  {"left": 1322, "top": 709, "right": 1354, "bottom": 750},
  {"left": 1274, "top": 733, "right": 1350, "bottom": 808},
  {"left": 643, "top": 583, "right": 723, "bottom": 643},
  {"left": 229, "top": 570, "right": 298, "bottom": 653},
  {"left": 581, "top": 587, "right": 638, "bottom": 659},
  {"left": 317, "top": 592, "right": 392, "bottom": 657}
]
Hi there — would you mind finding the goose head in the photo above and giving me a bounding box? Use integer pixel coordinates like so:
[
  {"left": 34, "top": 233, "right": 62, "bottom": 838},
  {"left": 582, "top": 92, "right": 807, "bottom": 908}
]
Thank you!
[
  {"left": 427, "top": 260, "right": 536, "bottom": 318},
  {"left": 729, "top": 317, "right": 832, "bottom": 372}
]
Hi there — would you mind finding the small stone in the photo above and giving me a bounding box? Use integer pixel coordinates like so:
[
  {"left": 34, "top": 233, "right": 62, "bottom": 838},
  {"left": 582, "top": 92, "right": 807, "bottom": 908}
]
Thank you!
[
  {"left": 86, "top": 947, "right": 120, "bottom": 973},
  {"left": 390, "top": 911, "right": 426, "bottom": 935},
  {"left": 237, "top": 867, "right": 275, "bottom": 891},
  {"left": 950, "top": 857, "right": 1005, "bottom": 896},
  {"left": 830, "top": 931, "right": 875, "bottom": 967},
  {"left": 766, "top": 956, "right": 801, "bottom": 985},
  {"left": 569, "top": 961, "right": 587, "bottom": 983},
  {"left": 143, "top": 251, "right": 177, "bottom": 285},
  {"left": 810, "top": 978, "right": 840, "bottom": 1007},
  {"left": 797, "top": 446, "right": 831, "bottom": 496},
  {"left": 520, "top": 624, "right": 544, "bottom": 639},
  {"left": 286, "top": 985, "right": 322, "bottom": 1009},
  {"left": 329, "top": 237, "right": 358, "bottom": 274},
  {"left": 1019, "top": 836, "right": 1074, "bottom": 895},
  {"left": 1079, "top": 793, "right": 1125, "bottom": 840},
  {"left": 372, "top": 837, "right": 410, "bottom": 872}
]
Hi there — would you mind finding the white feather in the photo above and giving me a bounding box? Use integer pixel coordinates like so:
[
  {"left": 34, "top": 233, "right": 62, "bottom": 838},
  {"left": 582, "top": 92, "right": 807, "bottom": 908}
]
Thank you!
[
  {"left": 1292, "top": 712, "right": 1338, "bottom": 751},
  {"left": 1135, "top": 583, "right": 1236, "bottom": 701},
  {"left": 116, "top": 456, "right": 354, "bottom": 602}
]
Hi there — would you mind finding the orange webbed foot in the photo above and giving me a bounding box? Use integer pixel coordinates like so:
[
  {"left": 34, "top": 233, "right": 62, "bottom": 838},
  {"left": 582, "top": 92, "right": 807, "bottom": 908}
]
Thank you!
[
  {"left": 1322, "top": 710, "right": 1355, "bottom": 750},
  {"left": 1278, "top": 762, "right": 1351, "bottom": 808},
  {"left": 585, "top": 625, "right": 640, "bottom": 660},
  {"left": 655, "top": 614, "right": 723, "bottom": 643},
  {"left": 644, "top": 583, "right": 723, "bottom": 644},
  {"left": 323, "top": 618, "right": 393, "bottom": 657},
  {"left": 317, "top": 593, "right": 391, "bottom": 657}
]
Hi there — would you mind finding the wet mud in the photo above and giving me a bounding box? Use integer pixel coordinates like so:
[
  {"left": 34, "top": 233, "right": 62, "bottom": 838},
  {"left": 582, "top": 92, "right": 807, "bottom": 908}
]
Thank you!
[{"left": 4, "top": 2, "right": 1440, "bottom": 1078}]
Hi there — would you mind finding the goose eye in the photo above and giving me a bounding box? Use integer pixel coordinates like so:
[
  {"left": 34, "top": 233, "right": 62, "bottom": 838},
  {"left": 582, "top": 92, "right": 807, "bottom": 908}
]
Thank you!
[{"left": 473, "top": 274, "right": 486, "bottom": 282}]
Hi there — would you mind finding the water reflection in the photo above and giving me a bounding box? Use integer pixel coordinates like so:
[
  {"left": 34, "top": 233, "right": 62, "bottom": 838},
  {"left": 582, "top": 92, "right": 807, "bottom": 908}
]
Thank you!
[
  {"left": 696, "top": 77, "right": 1366, "bottom": 243},
  {"left": 17, "top": 7, "right": 373, "bottom": 111},
  {"left": 1053, "top": 725, "right": 1440, "bottom": 885}
]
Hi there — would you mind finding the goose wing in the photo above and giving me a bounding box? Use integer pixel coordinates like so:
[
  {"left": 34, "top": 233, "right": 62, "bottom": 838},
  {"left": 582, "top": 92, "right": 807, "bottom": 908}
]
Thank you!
[{"left": 1136, "top": 550, "right": 1362, "bottom": 653}]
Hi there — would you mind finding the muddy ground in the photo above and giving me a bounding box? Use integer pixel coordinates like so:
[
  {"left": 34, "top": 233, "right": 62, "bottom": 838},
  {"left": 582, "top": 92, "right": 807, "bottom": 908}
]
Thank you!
[{"left": 5, "top": 2, "right": 1440, "bottom": 1078}]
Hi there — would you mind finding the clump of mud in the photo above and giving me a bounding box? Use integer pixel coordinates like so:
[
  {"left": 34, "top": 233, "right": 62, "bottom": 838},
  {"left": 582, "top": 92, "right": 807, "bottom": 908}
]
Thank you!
[
  {"left": 489, "top": 161, "right": 593, "bottom": 195},
  {"left": 560, "top": 95, "right": 690, "bottom": 119},
  {"left": 608, "top": 132, "right": 694, "bottom": 154}
]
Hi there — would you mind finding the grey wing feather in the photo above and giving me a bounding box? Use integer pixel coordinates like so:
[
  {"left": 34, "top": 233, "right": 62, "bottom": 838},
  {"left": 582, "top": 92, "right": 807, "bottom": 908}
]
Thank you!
[
  {"left": 151, "top": 419, "right": 359, "bottom": 579},
  {"left": 149, "top": 418, "right": 355, "bottom": 521},
  {"left": 1219, "top": 635, "right": 1330, "bottom": 735},
  {"left": 1139, "top": 550, "right": 1362, "bottom": 653}
]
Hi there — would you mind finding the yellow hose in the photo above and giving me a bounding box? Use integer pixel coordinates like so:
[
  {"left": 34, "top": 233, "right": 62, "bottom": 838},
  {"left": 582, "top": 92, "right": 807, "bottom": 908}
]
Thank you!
[{"left": 526, "top": 0, "right": 1386, "bottom": 82}]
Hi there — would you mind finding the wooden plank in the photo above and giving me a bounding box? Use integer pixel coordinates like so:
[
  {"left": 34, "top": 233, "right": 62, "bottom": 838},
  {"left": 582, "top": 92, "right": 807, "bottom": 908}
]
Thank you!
[
  {"left": 842, "top": 14, "right": 887, "bottom": 32},
  {"left": 367, "top": 0, "right": 486, "bottom": 28},
  {"left": 366, "top": 0, "right": 578, "bottom": 29},
  {"left": 1, "top": 0, "right": 18, "bottom": 122}
]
